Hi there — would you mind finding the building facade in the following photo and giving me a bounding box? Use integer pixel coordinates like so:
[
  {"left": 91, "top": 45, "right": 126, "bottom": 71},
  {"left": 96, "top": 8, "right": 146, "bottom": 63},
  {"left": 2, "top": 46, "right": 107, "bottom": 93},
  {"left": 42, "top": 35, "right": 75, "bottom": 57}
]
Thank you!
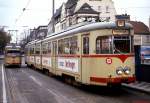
[
  {"left": 130, "top": 21, "right": 150, "bottom": 46},
  {"left": 28, "top": 26, "right": 48, "bottom": 42},
  {"left": 48, "top": 0, "right": 117, "bottom": 35}
]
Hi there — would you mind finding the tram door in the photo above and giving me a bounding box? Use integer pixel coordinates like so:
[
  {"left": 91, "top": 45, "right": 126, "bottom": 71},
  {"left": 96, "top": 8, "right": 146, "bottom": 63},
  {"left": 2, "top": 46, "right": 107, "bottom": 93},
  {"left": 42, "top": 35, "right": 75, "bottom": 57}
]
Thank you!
[
  {"left": 81, "top": 35, "right": 90, "bottom": 83},
  {"left": 52, "top": 41, "right": 57, "bottom": 74}
]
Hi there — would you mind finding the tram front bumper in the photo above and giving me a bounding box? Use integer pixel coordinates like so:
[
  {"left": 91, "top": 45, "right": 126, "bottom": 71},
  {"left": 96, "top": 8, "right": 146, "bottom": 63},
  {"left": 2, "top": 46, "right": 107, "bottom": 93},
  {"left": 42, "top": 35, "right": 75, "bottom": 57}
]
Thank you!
[
  {"left": 90, "top": 76, "right": 136, "bottom": 85},
  {"left": 107, "top": 76, "right": 136, "bottom": 84}
]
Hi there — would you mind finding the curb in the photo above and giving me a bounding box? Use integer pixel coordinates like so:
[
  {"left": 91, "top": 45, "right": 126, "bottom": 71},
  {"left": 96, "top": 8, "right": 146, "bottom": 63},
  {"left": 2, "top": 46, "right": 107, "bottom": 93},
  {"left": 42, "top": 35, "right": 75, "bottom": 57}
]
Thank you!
[{"left": 122, "top": 83, "right": 150, "bottom": 94}]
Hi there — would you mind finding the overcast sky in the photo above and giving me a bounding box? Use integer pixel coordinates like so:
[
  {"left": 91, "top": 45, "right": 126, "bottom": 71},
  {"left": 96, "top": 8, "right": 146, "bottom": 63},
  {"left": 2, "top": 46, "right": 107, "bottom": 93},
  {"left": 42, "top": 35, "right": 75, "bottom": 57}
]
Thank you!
[{"left": 0, "top": 0, "right": 150, "bottom": 42}]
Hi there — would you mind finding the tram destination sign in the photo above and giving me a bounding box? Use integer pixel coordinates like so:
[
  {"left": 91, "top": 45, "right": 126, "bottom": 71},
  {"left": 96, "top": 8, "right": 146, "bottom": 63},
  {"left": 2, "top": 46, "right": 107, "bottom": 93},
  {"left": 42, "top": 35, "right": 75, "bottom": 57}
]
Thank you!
[{"left": 112, "top": 29, "right": 129, "bottom": 35}]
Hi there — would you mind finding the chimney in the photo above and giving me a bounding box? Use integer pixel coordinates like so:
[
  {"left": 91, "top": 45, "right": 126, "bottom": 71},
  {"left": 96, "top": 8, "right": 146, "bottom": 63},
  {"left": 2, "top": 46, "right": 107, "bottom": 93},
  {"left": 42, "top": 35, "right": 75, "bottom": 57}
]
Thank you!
[{"left": 115, "top": 14, "right": 130, "bottom": 22}]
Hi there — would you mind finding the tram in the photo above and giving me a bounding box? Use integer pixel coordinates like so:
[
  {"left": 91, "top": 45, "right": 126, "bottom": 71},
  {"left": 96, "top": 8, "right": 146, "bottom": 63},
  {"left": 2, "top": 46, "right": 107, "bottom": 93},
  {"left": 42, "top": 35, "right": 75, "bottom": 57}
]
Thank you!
[
  {"left": 4, "top": 44, "right": 22, "bottom": 67},
  {"left": 25, "top": 20, "right": 135, "bottom": 86}
]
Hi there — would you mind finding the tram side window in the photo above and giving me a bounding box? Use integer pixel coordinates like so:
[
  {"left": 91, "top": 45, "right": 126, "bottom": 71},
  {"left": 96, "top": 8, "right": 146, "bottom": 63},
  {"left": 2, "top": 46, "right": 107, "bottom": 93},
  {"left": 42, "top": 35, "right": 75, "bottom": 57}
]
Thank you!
[
  {"left": 58, "top": 36, "right": 78, "bottom": 54},
  {"left": 30, "top": 46, "right": 34, "bottom": 54},
  {"left": 42, "top": 43, "right": 48, "bottom": 54},
  {"left": 27, "top": 47, "right": 30, "bottom": 54},
  {"left": 101, "top": 36, "right": 110, "bottom": 54},
  {"left": 96, "top": 36, "right": 111, "bottom": 54},
  {"left": 48, "top": 42, "right": 51, "bottom": 54},
  {"left": 64, "top": 38, "right": 70, "bottom": 54},
  {"left": 25, "top": 47, "right": 29, "bottom": 55},
  {"left": 52, "top": 41, "right": 57, "bottom": 55},
  {"left": 58, "top": 39, "right": 64, "bottom": 54},
  {"left": 83, "top": 37, "right": 89, "bottom": 54},
  {"left": 70, "top": 36, "right": 78, "bottom": 54},
  {"left": 96, "top": 38, "right": 101, "bottom": 54},
  {"left": 35, "top": 44, "right": 40, "bottom": 54}
]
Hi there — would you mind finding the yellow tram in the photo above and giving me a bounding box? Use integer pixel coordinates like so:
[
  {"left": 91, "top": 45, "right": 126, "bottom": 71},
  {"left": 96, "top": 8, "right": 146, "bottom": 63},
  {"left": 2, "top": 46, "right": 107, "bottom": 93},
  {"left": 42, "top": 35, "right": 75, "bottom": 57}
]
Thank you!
[
  {"left": 4, "top": 45, "right": 22, "bottom": 67},
  {"left": 25, "top": 20, "right": 135, "bottom": 86}
]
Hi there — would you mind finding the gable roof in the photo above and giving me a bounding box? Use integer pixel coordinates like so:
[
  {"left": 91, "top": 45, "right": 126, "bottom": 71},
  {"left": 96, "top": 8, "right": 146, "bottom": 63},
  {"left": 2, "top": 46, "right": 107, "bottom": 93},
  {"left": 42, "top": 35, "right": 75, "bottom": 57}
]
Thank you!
[
  {"left": 129, "top": 21, "right": 149, "bottom": 34},
  {"left": 53, "top": 0, "right": 78, "bottom": 18},
  {"left": 65, "top": 0, "right": 78, "bottom": 9},
  {"left": 75, "top": 3, "right": 99, "bottom": 14},
  {"left": 54, "top": 6, "right": 62, "bottom": 18}
]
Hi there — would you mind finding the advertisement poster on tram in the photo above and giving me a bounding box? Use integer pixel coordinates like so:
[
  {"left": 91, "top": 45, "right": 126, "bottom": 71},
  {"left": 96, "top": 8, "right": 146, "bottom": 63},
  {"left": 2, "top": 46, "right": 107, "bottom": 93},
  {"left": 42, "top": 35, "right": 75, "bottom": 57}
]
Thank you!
[{"left": 58, "top": 58, "right": 79, "bottom": 73}]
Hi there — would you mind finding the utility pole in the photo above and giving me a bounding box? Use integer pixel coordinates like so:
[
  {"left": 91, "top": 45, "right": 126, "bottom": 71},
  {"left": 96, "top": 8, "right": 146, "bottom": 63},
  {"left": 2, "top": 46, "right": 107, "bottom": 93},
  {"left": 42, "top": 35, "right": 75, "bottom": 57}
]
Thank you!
[
  {"left": 149, "top": 16, "right": 150, "bottom": 32},
  {"left": 15, "top": 30, "right": 18, "bottom": 44},
  {"left": 52, "top": 0, "right": 55, "bottom": 33}
]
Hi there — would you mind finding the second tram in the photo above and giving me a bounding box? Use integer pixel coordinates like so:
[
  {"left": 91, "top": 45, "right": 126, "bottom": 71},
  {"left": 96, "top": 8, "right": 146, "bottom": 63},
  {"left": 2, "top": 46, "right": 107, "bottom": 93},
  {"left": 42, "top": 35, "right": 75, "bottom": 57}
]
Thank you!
[{"left": 4, "top": 45, "right": 22, "bottom": 67}]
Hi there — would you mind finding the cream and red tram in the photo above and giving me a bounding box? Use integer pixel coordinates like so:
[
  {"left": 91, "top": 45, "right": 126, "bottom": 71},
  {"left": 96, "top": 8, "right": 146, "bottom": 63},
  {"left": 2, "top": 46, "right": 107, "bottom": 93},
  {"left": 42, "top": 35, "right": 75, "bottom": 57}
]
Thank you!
[
  {"left": 25, "top": 21, "right": 135, "bottom": 86},
  {"left": 4, "top": 45, "right": 22, "bottom": 67}
]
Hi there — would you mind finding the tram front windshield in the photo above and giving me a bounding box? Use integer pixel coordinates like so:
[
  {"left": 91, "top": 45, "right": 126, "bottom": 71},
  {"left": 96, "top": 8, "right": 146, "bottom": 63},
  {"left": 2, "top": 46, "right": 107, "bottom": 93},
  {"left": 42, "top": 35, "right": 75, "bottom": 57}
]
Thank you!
[
  {"left": 113, "top": 36, "right": 131, "bottom": 54},
  {"left": 6, "top": 50, "right": 21, "bottom": 56}
]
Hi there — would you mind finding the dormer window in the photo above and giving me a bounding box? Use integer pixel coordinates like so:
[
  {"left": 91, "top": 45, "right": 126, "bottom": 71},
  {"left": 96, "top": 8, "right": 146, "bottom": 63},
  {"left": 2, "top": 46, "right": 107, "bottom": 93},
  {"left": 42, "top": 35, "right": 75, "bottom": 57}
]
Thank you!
[{"left": 83, "top": 7, "right": 90, "bottom": 10}]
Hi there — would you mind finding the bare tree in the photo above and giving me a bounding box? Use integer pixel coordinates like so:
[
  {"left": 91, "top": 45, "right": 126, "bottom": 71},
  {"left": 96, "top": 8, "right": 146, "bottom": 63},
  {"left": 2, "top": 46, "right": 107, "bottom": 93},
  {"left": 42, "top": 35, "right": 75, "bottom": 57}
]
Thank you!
[{"left": 0, "top": 29, "right": 11, "bottom": 54}]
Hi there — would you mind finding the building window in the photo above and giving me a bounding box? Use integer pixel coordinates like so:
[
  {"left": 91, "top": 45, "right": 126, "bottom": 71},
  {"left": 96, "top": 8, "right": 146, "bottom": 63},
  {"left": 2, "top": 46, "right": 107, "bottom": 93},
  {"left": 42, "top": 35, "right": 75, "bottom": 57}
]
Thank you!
[
  {"left": 61, "top": 22, "right": 67, "bottom": 30},
  {"left": 83, "top": 37, "right": 89, "bottom": 54},
  {"left": 98, "top": 6, "right": 101, "bottom": 12},
  {"left": 106, "top": 6, "right": 109, "bottom": 13}
]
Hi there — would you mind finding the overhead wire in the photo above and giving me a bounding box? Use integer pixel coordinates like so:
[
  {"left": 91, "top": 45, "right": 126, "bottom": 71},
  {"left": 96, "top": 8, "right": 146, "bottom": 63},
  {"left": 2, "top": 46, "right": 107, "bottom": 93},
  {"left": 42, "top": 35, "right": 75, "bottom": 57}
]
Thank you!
[{"left": 15, "top": 0, "right": 32, "bottom": 23}]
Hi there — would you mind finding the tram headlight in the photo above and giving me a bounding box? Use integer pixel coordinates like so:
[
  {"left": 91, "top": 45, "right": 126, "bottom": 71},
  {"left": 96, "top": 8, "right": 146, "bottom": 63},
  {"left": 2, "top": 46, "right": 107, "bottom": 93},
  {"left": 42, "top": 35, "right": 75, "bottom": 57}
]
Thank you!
[
  {"left": 123, "top": 66, "right": 131, "bottom": 75},
  {"left": 116, "top": 67, "right": 123, "bottom": 75}
]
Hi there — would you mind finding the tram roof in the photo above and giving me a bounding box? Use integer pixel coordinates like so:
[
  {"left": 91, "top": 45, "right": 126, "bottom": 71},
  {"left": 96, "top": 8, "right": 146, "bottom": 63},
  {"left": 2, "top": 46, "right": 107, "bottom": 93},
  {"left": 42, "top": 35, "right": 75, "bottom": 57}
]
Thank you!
[
  {"left": 26, "top": 22, "right": 133, "bottom": 45},
  {"left": 45, "top": 22, "right": 133, "bottom": 41}
]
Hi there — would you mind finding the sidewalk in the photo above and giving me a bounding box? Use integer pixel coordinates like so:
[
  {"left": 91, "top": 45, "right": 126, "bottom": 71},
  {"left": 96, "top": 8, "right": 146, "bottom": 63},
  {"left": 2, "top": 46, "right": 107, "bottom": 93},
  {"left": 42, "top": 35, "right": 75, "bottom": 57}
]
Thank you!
[{"left": 123, "top": 81, "right": 150, "bottom": 94}]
